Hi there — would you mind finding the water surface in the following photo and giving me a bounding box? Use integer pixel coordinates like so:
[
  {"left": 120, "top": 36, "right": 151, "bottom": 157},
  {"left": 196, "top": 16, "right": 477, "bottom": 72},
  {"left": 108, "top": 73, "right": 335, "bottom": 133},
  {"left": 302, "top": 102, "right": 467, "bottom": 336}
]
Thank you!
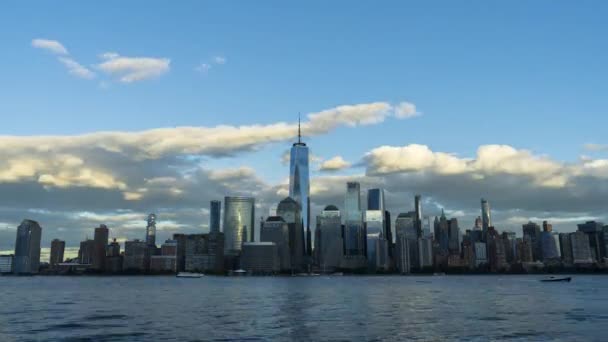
[{"left": 0, "top": 275, "right": 606, "bottom": 341}]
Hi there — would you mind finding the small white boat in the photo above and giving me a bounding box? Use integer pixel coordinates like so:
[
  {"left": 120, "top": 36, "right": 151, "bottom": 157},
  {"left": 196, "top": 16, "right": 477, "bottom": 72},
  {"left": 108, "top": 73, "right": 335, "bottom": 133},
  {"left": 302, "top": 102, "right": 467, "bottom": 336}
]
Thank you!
[{"left": 176, "top": 272, "right": 204, "bottom": 278}]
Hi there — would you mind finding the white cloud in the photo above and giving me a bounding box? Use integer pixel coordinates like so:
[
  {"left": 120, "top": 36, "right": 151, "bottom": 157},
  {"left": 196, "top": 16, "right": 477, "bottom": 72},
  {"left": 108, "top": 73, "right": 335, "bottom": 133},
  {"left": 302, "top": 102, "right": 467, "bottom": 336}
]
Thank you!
[
  {"left": 394, "top": 101, "right": 420, "bottom": 118},
  {"left": 196, "top": 63, "right": 211, "bottom": 73},
  {"left": 58, "top": 57, "right": 95, "bottom": 79},
  {"left": 31, "top": 38, "right": 68, "bottom": 55},
  {"left": 213, "top": 56, "right": 226, "bottom": 64},
  {"left": 365, "top": 144, "right": 569, "bottom": 188},
  {"left": 97, "top": 53, "right": 171, "bottom": 83},
  {"left": 319, "top": 156, "right": 351, "bottom": 171}
]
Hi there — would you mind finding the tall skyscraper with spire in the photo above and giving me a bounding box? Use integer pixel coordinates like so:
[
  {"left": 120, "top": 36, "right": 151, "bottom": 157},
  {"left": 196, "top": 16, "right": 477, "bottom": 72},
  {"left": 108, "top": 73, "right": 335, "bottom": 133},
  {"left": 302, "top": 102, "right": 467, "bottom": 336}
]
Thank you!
[{"left": 289, "top": 115, "right": 311, "bottom": 257}]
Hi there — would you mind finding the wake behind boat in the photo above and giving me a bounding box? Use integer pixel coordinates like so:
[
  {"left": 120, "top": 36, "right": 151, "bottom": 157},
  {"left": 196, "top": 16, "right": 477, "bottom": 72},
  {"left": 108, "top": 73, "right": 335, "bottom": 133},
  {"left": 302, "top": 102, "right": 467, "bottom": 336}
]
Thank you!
[
  {"left": 541, "top": 276, "right": 571, "bottom": 282},
  {"left": 176, "top": 272, "right": 204, "bottom": 278}
]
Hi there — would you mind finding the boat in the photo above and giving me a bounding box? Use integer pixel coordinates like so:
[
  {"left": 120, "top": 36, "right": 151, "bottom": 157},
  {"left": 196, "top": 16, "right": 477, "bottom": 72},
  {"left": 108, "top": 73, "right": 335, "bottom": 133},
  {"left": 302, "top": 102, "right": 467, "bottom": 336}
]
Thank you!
[
  {"left": 541, "top": 276, "right": 571, "bottom": 282},
  {"left": 176, "top": 272, "right": 204, "bottom": 278}
]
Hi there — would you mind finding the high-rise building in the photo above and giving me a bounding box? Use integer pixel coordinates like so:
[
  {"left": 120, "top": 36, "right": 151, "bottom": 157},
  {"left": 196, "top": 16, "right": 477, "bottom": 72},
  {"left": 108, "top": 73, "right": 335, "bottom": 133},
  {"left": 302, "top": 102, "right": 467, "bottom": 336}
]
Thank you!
[
  {"left": 474, "top": 216, "right": 483, "bottom": 230},
  {"left": 78, "top": 239, "right": 95, "bottom": 265},
  {"left": 570, "top": 231, "right": 593, "bottom": 264},
  {"left": 344, "top": 182, "right": 365, "bottom": 257},
  {"left": 315, "top": 205, "right": 343, "bottom": 272},
  {"left": 481, "top": 198, "right": 491, "bottom": 232},
  {"left": 502, "top": 231, "right": 516, "bottom": 264},
  {"left": 105, "top": 238, "right": 122, "bottom": 273},
  {"left": 123, "top": 240, "right": 150, "bottom": 271},
  {"left": 517, "top": 236, "right": 534, "bottom": 263},
  {"left": 522, "top": 221, "right": 542, "bottom": 261},
  {"left": 417, "top": 238, "right": 433, "bottom": 268},
  {"left": 289, "top": 118, "right": 311, "bottom": 257},
  {"left": 184, "top": 233, "right": 224, "bottom": 273},
  {"left": 559, "top": 233, "right": 573, "bottom": 264},
  {"left": 210, "top": 200, "right": 221, "bottom": 234},
  {"left": 395, "top": 234, "right": 410, "bottom": 274},
  {"left": 223, "top": 196, "right": 255, "bottom": 256},
  {"left": 367, "top": 188, "right": 388, "bottom": 238},
  {"left": 540, "top": 222, "right": 559, "bottom": 261},
  {"left": 50, "top": 239, "right": 65, "bottom": 268},
  {"left": 487, "top": 228, "right": 507, "bottom": 272},
  {"left": 474, "top": 242, "right": 487, "bottom": 267},
  {"left": 414, "top": 194, "right": 423, "bottom": 237},
  {"left": 395, "top": 212, "right": 419, "bottom": 269},
  {"left": 448, "top": 218, "right": 461, "bottom": 255},
  {"left": 365, "top": 209, "right": 388, "bottom": 271},
  {"left": 93, "top": 224, "right": 109, "bottom": 271},
  {"left": 13, "top": 219, "right": 42, "bottom": 274},
  {"left": 577, "top": 221, "right": 605, "bottom": 261},
  {"left": 277, "top": 197, "right": 304, "bottom": 271},
  {"left": 261, "top": 216, "right": 292, "bottom": 272},
  {"left": 146, "top": 214, "right": 157, "bottom": 247}
]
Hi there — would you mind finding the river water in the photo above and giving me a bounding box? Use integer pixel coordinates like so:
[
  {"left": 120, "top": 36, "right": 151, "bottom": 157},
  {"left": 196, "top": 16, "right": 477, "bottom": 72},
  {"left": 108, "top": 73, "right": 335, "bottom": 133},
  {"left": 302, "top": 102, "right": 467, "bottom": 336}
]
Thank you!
[{"left": 0, "top": 275, "right": 606, "bottom": 341}]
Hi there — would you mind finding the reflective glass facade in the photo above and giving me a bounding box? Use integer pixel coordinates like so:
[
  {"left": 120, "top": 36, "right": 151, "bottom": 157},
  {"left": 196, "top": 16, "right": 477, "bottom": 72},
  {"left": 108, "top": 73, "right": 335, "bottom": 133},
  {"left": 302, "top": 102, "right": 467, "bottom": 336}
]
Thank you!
[
  {"left": 14, "top": 219, "right": 42, "bottom": 274},
  {"left": 289, "top": 142, "right": 310, "bottom": 254},
  {"left": 481, "top": 198, "right": 491, "bottom": 231},
  {"left": 223, "top": 196, "right": 255, "bottom": 256},
  {"left": 210, "top": 200, "right": 221, "bottom": 233}
]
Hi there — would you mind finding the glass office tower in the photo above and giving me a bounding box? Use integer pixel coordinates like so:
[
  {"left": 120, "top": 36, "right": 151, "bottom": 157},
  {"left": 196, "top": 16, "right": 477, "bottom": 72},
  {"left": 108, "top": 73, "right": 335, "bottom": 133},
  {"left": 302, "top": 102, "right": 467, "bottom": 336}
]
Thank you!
[
  {"left": 223, "top": 196, "right": 255, "bottom": 256},
  {"left": 146, "top": 214, "right": 156, "bottom": 247},
  {"left": 210, "top": 200, "right": 221, "bottom": 233},
  {"left": 289, "top": 119, "right": 310, "bottom": 256},
  {"left": 14, "top": 219, "right": 42, "bottom": 274},
  {"left": 344, "top": 182, "right": 365, "bottom": 256},
  {"left": 481, "top": 198, "right": 491, "bottom": 231}
]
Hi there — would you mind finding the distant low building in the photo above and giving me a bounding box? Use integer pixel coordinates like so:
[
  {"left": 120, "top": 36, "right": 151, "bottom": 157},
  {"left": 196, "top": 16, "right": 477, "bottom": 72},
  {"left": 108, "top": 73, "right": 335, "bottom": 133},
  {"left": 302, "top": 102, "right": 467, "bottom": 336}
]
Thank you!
[
  {"left": 150, "top": 239, "right": 177, "bottom": 272},
  {"left": 240, "top": 242, "right": 279, "bottom": 274},
  {"left": 0, "top": 255, "right": 14, "bottom": 274},
  {"left": 123, "top": 240, "right": 150, "bottom": 272}
]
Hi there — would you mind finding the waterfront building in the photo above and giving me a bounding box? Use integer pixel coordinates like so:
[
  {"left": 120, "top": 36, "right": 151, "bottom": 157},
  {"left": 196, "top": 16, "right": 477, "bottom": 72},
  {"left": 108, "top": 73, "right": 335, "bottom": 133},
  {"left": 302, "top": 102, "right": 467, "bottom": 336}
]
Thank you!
[
  {"left": 316, "top": 205, "right": 344, "bottom": 272},
  {"left": 366, "top": 209, "right": 388, "bottom": 271},
  {"left": 559, "top": 233, "right": 573, "bottom": 264},
  {"left": 93, "top": 224, "right": 109, "bottom": 271},
  {"left": 240, "top": 242, "right": 279, "bottom": 274},
  {"left": 185, "top": 233, "right": 225, "bottom": 273},
  {"left": 173, "top": 233, "right": 187, "bottom": 272},
  {"left": 474, "top": 242, "right": 487, "bottom": 267},
  {"left": 105, "top": 238, "right": 123, "bottom": 273},
  {"left": 150, "top": 239, "right": 177, "bottom": 272},
  {"left": 367, "top": 188, "right": 388, "bottom": 238},
  {"left": 436, "top": 210, "right": 450, "bottom": 252},
  {"left": 474, "top": 216, "right": 483, "bottom": 230},
  {"left": 276, "top": 197, "right": 304, "bottom": 270},
  {"left": 540, "top": 222, "right": 559, "bottom": 261},
  {"left": 146, "top": 214, "right": 157, "bottom": 247},
  {"left": 50, "top": 239, "right": 65, "bottom": 268},
  {"left": 481, "top": 198, "right": 491, "bottom": 233},
  {"left": 289, "top": 119, "right": 311, "bottom": 256},
  {"left": 522, "top": 221, "right": 542, "bottom": 261},
  {"left": 210, "top": 200, "right": 221, "bottom": 233},
  {"left": 123, "top": 239, "right": 150, "bottom": 271},
  {"left": 414, "top": 194, "right": 423, "bottom": 237},
  {"left": 501, "top": 231, "right": 516, "bottom": 263},
  {"left": 448, "top": 218, "right": 461, "bottom": 255},
  {"left": 0, "top": 255, "right": 14, "bottom": 273},
  {"left": 395, "top": 235, "right": 410, "bottom": 274},
  {"left": 577, "top": 221, "right": 605, "bottom": 261},
  {"left": 13, "top": 219, "right": 42, "bottom": 274},
  {"left": 344, "top": 182, "right": 365, "bottom": 257},
  {"left": 396, "top": 212, "right": 419, "bottom": 269},
  {"left": 570, "top": 231, "right": 593, "bottom": 264},
  {"left": 223, "top": 196, "right": 255, "bottom": 256},
  {"left": 417, "top": 237, "right": 433, "bottom": 268},
  {"left": 260, "top": 216, "right": 292, "bottom": 272},
  {"left": 422, "top": 216, "right": 432, "bottom": 239},
  {"left": 78, "top": 240, "right": 95, "bottom": 265},
  {"left": 517, "top": 236, "right": 534, "bottom": 263},
  {"left": 487, "top": 228, "right": 507, "bottom": 272}
]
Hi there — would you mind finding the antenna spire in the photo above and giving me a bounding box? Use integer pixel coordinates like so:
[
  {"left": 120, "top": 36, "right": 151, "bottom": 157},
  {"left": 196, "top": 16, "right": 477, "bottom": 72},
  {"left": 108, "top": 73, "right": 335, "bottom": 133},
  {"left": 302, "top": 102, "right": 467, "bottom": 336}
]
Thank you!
[{"left": 298, "top": 112, "right": 302, "bottom": 143}]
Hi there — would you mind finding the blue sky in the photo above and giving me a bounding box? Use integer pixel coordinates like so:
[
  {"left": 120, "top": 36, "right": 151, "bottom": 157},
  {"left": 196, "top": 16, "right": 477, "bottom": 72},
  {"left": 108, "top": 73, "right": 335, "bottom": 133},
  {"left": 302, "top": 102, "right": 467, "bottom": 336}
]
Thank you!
[{"left": 1, "top": 1, "right": 608, "bottom": 248}]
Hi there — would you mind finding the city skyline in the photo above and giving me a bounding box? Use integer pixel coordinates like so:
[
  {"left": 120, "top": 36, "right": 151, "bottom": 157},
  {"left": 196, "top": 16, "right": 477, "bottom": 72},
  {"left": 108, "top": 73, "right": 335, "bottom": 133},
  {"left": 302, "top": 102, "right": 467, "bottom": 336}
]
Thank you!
[{"left": 3, "top": 2, "right": 608, "bottom": 251}]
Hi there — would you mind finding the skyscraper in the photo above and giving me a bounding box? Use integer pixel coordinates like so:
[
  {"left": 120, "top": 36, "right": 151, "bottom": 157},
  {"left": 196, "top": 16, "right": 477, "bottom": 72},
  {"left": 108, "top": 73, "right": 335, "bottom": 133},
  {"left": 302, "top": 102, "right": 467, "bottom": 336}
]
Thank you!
[
  {"left": 223, "top": 196, "right": 255, "bottom": 256},
  {"left": 344, "top": 182, "right": 365, "bottom": 256},
  {"left": 481, "top": 198, "right": 491, "bottom": 232},
  {"left": 277, "top": 197, "right": 304, "bottom": 271},
  {"left": 522, "top": 221, "right": 542, "bottom": 261},
  {"left": 13, "top": 219, "right": 42, "bottom": 274},
  {"left": 414, "top": 194, "right": 423, "bottom": 237},
  {"left": 261, "top": 216, "right": 291, "bottom": 272},
  {"left": 146, "top": 214, "right": 157, "bottom": 247},
  {"left": 316, "top": 205, "right": 344, "bottom": 272},
  {"left": 210, "top": 200, "right": 221, "bottom": 233},
  {"left": 93, "top": 224, "right": 109, "bottom": 271},
  {"left": 289, "top": 117, "right": 310, "bottom": 256},
  {"left": 50, "top": 239, "right": 65, "bottom": 268}
]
